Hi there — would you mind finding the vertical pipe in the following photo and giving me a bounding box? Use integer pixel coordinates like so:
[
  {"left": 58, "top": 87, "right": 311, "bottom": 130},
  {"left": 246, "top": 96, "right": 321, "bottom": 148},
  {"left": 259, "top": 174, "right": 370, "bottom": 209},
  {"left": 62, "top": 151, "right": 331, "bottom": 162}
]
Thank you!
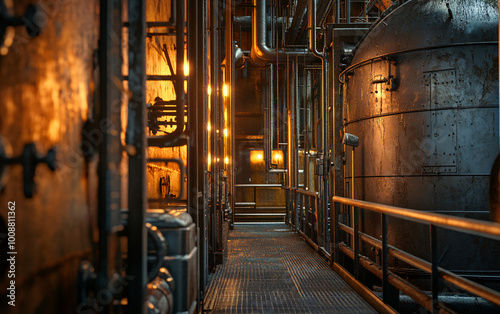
[
  {"left": 346, "top": 0, "right": 351, "bottom": 24},
  {"left": 304, "top": 69, "right": 309, "bottom": 190},
  {"left": 336, "top": 0, "right": 340, "bottom": 24},
  {"left": 209, "top": 0, "right": 218, "bottom": 269},
  {"left": 308, "top": 0, "right": 328, "bottom": 250},
  {"left": 188, "top": 0, "right": 198, "bottom": 223},
  {"left": 351, "top": 148, "right": 354, "bottom": 235},
  {"left": 187, "top": 0, "right": 201, "bottom": 304},
  {"left": 269, "top": 64, "right": 275, "bottom": 168},
  {"left": 294, "top": 59, "right": 300, "bottom": 225},
  {"left": 216, "top": 0, "right": 223, "bottom": 257},
  {"left": 227, "top": 0, "right": 236, "bottom": 230},
  {"left": 323, "top": 59, "right": 329, "bottom": 248},
  {"left": 127, "top": 0, "right": 146, "bottom": 312},
  {"left": 264, "top": 68, "right": 270, "bottom": 170},
  {"left": 97, "top": 1, "right": 116, "bottom": 312},
  {"left": 200, "top": 0, "right": 209, "bottom": 294}
]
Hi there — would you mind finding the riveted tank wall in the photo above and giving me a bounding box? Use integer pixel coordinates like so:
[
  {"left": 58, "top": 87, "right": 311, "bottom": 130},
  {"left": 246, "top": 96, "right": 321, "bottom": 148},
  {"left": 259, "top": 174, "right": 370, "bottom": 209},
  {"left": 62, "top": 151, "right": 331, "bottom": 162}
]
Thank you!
[{"left": 343, "top": 0, "right": 499, "bottom": 270}]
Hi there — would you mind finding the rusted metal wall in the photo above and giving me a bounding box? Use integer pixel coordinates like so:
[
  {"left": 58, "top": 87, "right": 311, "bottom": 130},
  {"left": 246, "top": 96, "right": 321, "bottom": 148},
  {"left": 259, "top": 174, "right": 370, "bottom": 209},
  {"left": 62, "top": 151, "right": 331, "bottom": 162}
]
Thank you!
[
  {"left": 0, "top": 0, "right": 99, "bottom": 312},
  {"left": 343, "top": 0, "right": 499, "bottom": 270}
]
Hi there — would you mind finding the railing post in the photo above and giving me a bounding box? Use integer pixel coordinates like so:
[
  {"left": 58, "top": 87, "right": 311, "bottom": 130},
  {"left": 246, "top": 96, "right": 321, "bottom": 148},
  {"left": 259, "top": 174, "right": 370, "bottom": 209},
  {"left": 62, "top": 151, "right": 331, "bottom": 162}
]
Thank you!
[
  {"left": 302, "top": 193, "right": 305, "bottom": 234},
  {"left": 294, "top": 189, "right": 298, "bottom": 230},
  {"left": 333, "top": 200, "right": 340, "bottom": 266},
  {"left": 285, "top": 189, "right": 290, "bottom": 224},
  {"left": 382, "top": 213, "right": 389, "bottom": 293},
  {"left": 316, "top": 194, "right": 320, "bottom": 246},
  {"left": 430, "top": 224, "right": 439, "bottom": 313},
  {"left": 353, "top": 205, "right": 359, "bottom": 279},
  {"left": 382, "top": 213, "right": 399, "bottom": 310}
]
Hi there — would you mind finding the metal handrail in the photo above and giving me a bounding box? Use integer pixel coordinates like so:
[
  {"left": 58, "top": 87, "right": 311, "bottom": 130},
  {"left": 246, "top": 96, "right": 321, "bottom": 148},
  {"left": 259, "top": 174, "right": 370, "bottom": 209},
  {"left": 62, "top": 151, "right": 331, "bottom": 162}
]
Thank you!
[
  {"left": 331, "top": 196, "right": 500, "bottom": 312},
  {"left": 332, "top": 196, "right": 500, "bottom": 241},
  {"left": 296, "top": 189, "right": 318, "bottom": 197},
  {"left": 295, "top": 189, "right": 320, "bottom": 248}
]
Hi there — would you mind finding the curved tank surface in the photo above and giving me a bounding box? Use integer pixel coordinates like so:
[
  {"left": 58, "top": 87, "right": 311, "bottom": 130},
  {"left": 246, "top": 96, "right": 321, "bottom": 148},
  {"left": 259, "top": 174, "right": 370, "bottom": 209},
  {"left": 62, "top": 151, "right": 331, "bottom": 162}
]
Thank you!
[{"left": 342, "top": 0, "right": 499, "bottom": 271}]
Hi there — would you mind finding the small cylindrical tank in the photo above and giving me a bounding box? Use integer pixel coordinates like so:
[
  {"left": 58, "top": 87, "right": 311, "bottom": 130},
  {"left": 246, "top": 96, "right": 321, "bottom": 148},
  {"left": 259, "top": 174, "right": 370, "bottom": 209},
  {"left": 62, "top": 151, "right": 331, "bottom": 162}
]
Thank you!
[{"left": 343, "top": 0, "right": 499, "bottom": 271}]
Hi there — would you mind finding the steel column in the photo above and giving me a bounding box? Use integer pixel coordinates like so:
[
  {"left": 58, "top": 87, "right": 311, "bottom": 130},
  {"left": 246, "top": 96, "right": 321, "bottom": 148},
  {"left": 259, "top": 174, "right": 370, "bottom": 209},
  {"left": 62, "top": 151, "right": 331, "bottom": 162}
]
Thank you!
[{"left": 126, "top": 0, "right": 146, "bottom": 312}]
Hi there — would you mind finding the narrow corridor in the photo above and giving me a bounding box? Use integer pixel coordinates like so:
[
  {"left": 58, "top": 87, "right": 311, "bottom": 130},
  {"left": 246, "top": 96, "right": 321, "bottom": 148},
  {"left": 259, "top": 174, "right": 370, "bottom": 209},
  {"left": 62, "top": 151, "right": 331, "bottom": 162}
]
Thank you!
[{"left": 204, "top": 224, "right": 376, "bottom": 313}]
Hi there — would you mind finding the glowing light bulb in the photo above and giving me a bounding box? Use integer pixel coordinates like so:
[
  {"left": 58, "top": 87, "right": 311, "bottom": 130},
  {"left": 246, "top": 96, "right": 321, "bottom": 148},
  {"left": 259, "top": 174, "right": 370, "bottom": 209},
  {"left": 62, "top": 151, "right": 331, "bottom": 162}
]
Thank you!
[
  {"left": 224, "top": 156, "right": 229, "bottom": 164},
  {"left": 183, "top": 62, "right": 189, "bottom": 76},
  {"left": 207, "top": 85, "right": 212, "bottom": 96},
  {"left": 257, "top": 154, "right": 263, "bottom": 160},
  {"left": 222, "top": 83, "right": 229, "bottom": 98},
  {"left": 207, "top": 122, "right": 211, "bottom": 132},
  {"left": 223, "top": 128, "right": 228, "bottom": 137}
]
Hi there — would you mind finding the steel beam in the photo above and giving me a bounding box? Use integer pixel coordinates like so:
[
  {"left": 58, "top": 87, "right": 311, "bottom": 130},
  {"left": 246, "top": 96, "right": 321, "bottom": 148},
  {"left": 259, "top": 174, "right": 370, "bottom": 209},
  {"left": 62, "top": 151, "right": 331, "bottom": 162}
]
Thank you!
[{"left": 126, "top": 0, "right": 147, "bottom": 313}]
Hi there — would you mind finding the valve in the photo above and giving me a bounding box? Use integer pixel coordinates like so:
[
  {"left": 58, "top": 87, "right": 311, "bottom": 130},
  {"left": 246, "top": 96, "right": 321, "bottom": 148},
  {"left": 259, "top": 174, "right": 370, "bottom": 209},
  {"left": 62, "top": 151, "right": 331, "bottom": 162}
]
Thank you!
[{"left": 0, "top": 137, "right": 57, "bottom": 198}]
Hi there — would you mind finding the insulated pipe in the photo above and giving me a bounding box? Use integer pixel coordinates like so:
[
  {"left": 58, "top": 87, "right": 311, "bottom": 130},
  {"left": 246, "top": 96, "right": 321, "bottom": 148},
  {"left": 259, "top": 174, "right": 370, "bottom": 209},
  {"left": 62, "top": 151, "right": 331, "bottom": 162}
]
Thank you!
[
  {"left": 309, "top": 0, "right": 329, "bottom": 246},
  {"left": 251, "top": 0, "right": 313, "bottom": 64}
]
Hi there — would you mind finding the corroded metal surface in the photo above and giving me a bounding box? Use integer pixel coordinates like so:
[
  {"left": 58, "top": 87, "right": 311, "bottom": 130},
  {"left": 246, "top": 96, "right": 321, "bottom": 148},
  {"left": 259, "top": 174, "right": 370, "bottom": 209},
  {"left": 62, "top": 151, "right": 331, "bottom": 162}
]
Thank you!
[
  {"left": 204, "top": 224, "right": 376, "bottom": 313},
  {"left": 342, "top": 0, "right": 499, "bottom": 269}
]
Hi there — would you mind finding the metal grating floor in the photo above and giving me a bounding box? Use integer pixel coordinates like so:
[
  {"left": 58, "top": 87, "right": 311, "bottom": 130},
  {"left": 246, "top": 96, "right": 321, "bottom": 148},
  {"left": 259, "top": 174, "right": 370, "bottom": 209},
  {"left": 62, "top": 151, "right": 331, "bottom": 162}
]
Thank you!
[{"left": 204, "top": 223, "right": 377, "bottom": 313}]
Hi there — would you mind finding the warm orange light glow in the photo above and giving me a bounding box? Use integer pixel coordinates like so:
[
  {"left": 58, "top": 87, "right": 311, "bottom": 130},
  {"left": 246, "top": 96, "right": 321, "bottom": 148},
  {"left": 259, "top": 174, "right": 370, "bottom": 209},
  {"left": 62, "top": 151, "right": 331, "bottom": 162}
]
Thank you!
[
  {"left": 207, "top": 85, "right": 212, "bottom": 95},
  {"left": 217, "top": 157, "right": 220, "bottom": 162},
  {"left": 224, "top": 156, "right": 229, "bottom": 164},
  {"left": 183, "top": 62, "right": 189, "bottom": 76},
  {"left": 207, "top": 122, "right": 211, "bottom": 132},
  {"left": 250, "top": 150, "right": 265, "bottom": 167},
  {"left": 272, "top": 150, "right": 284, "bottom": 165},
  {"left": 208, "top": 153, "right": 211, "bottom": 166},
  {"left": 222, "top": 83, "right": 229, "bottom": 98},
  {"left": 224, "top": 109, "right": 228, "bottom": 121},
  {"left": 223, "top": 128, "right": 228, "bottom": 137}
]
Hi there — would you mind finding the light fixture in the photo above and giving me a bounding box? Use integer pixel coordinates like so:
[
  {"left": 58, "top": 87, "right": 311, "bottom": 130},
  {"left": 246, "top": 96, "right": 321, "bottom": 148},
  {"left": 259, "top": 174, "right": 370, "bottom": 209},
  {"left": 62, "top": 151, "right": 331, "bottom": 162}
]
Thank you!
[
  {"left": 224, "top": 156, "right": 229, "bottom": 165},
  {"left": 207, "top": 122, "right": 211, "bottom": 132},
  {"left": 207, "top": 85, "right": 212, "bottom": 96},
  {"left": 183, "top": 62, "right": 189, "bottom": 76},
  {"left": 222, "top": 83, "right": 229, "bottom": 98},
  {"left": 223, "top": 128, "right": 228, "bottom": 137}
]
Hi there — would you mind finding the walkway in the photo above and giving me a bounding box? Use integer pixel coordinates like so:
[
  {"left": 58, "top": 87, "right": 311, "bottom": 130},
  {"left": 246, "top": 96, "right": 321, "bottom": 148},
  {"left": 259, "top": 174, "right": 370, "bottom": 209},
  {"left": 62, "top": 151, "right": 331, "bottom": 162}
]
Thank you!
[{"left": 204, "top": 223, "right": 377, "bottom": 313}]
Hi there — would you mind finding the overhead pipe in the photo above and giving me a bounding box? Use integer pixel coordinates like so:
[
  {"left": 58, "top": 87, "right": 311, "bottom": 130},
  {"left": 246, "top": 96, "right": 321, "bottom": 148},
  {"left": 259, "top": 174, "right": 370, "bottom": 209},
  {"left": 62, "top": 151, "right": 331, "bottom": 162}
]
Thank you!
[
  {"left": 309, "top": 0, "right": 329, "bottom": 247},
  {"left": 251, "top": 0, "right": 313, "bottom": 64},
  {"left": 234, "top": 15, "right": 289, "bottom": 29}
]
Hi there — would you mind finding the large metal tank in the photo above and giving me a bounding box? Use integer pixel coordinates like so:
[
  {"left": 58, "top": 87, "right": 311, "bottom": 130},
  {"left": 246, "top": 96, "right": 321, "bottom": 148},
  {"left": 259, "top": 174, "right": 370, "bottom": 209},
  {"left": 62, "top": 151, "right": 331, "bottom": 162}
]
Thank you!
[{"left": 343, "top": 0, "right": 499, "bottom": 271}]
